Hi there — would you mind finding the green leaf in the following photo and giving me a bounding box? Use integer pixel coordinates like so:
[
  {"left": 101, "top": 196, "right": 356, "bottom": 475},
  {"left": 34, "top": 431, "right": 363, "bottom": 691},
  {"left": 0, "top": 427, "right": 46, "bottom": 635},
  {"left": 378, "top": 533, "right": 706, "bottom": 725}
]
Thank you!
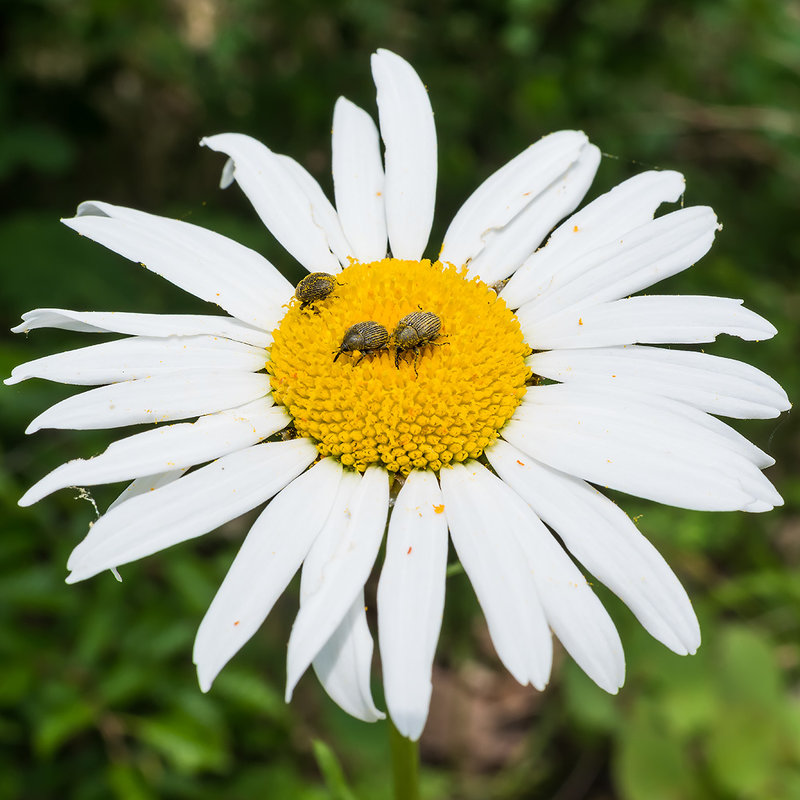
[
  {"left": 33, "top": 698, "right": 96, "bottom": 757},
  {"left": 706, "top": 706, "right": 783, "bottom": 797},
  {"left": 106, "top": 763, "right": 156, "bottom": 800},
  {"left": 133, "top": 712, "right": 230, "bottom": 775},
  {"left": 213, "top": 668, "right": 288, "bottom": 720},
  {"left": 653, "top": 649, "right": 719, "bottom": 736},
  {"left": 563, "top": 659, "right": 621, "bottom": 733},
  {"left": 312, "top": 739, "right": 359, "bottom": 800},
  {"left": 614, "top": 705, "right": 698, "bottom": 800},
  {"left": 718, "top": 626, "right": 782, "bottom": 709}
]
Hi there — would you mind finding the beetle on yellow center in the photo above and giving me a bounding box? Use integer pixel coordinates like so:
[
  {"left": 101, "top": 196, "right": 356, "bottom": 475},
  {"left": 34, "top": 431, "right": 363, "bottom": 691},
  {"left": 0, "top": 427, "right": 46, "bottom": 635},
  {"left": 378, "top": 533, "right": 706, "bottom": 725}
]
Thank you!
[
  {"left": 334, "top": 321, "right": 390, "bottom": 365},
  {"left": 295, "top": 272, "right": 338, "bottom": 310},
  {"left": 393, "top": 310, "right": 443, "bottom": 373}
]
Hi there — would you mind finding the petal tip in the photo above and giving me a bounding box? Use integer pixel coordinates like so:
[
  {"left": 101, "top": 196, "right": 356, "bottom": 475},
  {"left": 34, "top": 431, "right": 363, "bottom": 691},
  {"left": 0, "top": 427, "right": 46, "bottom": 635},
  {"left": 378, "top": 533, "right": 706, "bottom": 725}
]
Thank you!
[
  {"left": 391, "top": 712, "right": 425, "bottom": 742},
  {"left": 18, "top": 489, "right": 37, "bottom": 507},
  {"left": 196, "top": 667, "right": 214, "bottom": 694}
]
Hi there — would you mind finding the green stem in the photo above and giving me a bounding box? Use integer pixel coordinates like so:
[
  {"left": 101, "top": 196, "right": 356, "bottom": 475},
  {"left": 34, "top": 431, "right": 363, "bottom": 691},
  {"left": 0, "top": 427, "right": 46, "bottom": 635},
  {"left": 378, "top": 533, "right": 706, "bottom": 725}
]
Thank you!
[{"left": 388, "top": 718, "right": 420, "bottom": 800}]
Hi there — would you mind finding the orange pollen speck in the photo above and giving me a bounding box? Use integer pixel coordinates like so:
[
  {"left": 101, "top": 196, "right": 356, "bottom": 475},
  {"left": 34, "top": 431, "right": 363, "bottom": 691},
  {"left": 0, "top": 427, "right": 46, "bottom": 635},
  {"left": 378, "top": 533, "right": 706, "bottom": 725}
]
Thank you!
[
  {"left": 267, "top": 258, "right": 530, "bottom": 475},
  {"left": 433, "top": 503, "right": 445, "bottom": 514}
]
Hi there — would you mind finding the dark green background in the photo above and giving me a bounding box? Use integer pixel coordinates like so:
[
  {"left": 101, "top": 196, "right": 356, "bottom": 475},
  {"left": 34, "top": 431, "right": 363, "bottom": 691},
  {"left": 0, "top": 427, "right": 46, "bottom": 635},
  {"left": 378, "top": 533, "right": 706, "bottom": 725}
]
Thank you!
[{"left": 1, "top": 1, "right": 799, "bottom": 798}]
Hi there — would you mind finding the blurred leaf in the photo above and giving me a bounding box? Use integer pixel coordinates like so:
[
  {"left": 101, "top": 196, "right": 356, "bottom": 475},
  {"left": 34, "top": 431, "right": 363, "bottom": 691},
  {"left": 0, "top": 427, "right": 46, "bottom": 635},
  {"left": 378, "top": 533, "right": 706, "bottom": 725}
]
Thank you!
[
  {"left": 227, "top": 763, "right": 328, "bottom": 800},
  {"left": 651, "top": 648, "right": 719, "bottom": 737},
  {"left": 0, "top": 663, "right": 34, "bottom": 708},
  {"left": 563, "top": 659, "right": 621, "bottom": 733},
  {"left": 133, "top": 711, "right": 230, "bottom": 775},
  {"left": 106, "top": 763, "right": 156, "bottom": 800},
  {"left": 717, "top": 626, "right": 782, "bottom": 710},
  {"left": 614, "top": 703, "right": 699, "bottom": 800},
  {"left": 312, "top": 739, "right": 359, "bottom": 800},
  {"left": 33, "top": 695, "right": 96, "bottom": 757},
  {"left": 706, "top": 705, "right": 783, "bottom": 798},
  {"left": 213, "top": 668, "right": 289, "bottom": 721},
  {"left": 0, "top": 125, "right": 75, "bottom": 178},
  {"left": 98, "top": 665, "right": 152, "bottom": 707}
]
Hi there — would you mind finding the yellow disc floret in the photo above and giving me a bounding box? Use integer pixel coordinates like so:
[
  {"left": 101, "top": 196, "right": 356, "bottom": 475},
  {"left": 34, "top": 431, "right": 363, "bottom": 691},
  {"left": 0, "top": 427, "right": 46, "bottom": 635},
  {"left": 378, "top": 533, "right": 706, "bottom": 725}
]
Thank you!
[{"left": 268, "top": 258, "right": 529, "bottom": 474}]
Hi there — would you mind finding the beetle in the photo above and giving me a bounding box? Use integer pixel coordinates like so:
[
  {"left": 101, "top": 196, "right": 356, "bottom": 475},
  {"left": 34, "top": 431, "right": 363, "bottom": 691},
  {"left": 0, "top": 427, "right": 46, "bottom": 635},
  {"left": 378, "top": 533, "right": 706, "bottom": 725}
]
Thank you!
[
  {"left": 295, "top": 272, "right": 338, "bottom": 310},
  {"left": 392, "top": 310, "right": 443, "bottom": 373},
  {"left": 333, "top": 321, "right": 390, "bottom": 365}
]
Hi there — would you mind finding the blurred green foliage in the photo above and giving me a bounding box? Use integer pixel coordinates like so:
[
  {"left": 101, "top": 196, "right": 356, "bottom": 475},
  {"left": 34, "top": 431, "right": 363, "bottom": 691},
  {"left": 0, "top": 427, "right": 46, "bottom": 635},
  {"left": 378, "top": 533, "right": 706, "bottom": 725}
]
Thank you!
[{"left": 1, "top": 0, "right": 799, "bottom": 797}]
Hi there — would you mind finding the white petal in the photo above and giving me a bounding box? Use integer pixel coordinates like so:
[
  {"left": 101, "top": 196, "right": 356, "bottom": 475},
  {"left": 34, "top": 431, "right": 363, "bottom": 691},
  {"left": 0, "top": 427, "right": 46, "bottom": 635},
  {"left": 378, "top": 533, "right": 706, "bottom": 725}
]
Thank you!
[
  {"left": 332, "top": 96, "right": 387, "bottom": 263},
  {"left": 66, "top": 438, "right": 317, "bottom": 582},
  {"left": 7, "top": 335, "right": 267, "bottom": 386},
  {"left": 371, "top": 49, "right": 436, "bottom": 260},
  {"left": 528, "top": 345, "right": 791, "bottom": 419},
  {"left": 486, "top": 440, "right": 701, "bottom": 655},
  {"left": 494, "top": 478, "right": 625, "bottom": 693},
  {"left": 377, "top": 470, "right": 448, "bottom": 740},
  {"left": 20, "top": 400, "right": 289, "bottom": 506},
  {"left": 11, "top": 309, "right": 270, "bottom": 347},
  {"left": 504, "top": 383, "right": 781, "bottom": 511},
  {"left": 26, "top": 371, "right": 270, "bottom": 433},
  {"left": 440, "top": 130, "right": 590, "bottom": 270},
  {"left": 64, "top": 202, "right": 291, "bottom": 329},
  {"left": 298, "top": 471, "right": 361, "bottom": 596},
  {"left": 276, "top": 154, "right": 354, "bottom": 266},
  {"left": 201, "top": 133, "right": 341, "bottom": 272},
  {"left": 523, "top": 206, "right": 719, "bottom": 320},
  {"left": 520, "top": 295, "right": 778, "bottom": 350},
  {"left": 502, "top": 170, "right": 686, "bottom": 309},
  {"left": 193, "top": 458, "right": 343, "bottom": 692},
  {"left": 107, "top": 469, "right": 188, "bottom": 512},
  {"left": 465, "top": 144, "right": 601, "bottom": 285},
  {"left": 285, "top": 466, "right": 389, "bottom": 701},
  {"left": 439, "top": 462, "right": 552, "bottom": 689},
  {"left": 519, "top": 383, "right": 781, "bottom": 501},
  {"left": 529, "top": 381, "right": 774, "bottom": 468},
  {"left": 312, "top": 593, "right": 385, "bottom": 723}
]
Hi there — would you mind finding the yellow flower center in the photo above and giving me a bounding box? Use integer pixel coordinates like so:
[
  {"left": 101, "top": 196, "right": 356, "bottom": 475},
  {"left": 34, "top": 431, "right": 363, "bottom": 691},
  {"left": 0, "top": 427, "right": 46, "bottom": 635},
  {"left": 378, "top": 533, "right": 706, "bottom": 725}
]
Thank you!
[{"left": 268, "top": 258, "right": 529, "bottom": 474}]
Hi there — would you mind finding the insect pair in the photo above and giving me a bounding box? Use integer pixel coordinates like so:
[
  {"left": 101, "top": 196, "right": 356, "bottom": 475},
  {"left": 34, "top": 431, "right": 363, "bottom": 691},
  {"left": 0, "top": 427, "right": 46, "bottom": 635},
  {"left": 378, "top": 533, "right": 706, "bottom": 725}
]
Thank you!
[{"left": 334, "top": 311, "right": 443, "bottom": 374}]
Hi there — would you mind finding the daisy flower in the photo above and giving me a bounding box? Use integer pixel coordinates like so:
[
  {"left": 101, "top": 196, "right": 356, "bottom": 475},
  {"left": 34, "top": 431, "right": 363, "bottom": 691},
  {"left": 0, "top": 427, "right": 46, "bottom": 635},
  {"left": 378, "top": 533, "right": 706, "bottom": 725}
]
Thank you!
[{"left": 8, "top": 49, "right": 788, "bottom": 742}]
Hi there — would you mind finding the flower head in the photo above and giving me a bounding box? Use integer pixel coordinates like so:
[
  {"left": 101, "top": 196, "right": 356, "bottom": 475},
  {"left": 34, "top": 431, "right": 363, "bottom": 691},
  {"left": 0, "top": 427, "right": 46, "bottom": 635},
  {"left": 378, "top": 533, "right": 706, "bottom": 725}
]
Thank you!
[{"left": 7, "top": 49, "right": 788, "bottom": 741}]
